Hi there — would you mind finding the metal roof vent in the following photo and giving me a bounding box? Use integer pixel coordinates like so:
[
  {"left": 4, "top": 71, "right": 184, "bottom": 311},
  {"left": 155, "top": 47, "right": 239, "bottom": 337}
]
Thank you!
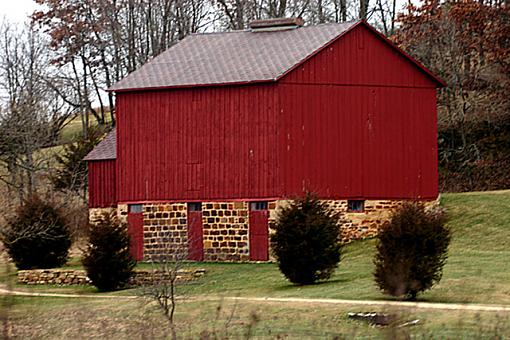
[{"left": 249, "top": 17, "right": 305, "bottom": 32}]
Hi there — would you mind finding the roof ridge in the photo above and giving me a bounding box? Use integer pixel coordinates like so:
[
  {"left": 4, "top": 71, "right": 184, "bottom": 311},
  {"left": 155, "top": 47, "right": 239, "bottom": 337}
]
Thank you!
[{"left": 189, "top": 20, "right": 360, "bottom": 36}]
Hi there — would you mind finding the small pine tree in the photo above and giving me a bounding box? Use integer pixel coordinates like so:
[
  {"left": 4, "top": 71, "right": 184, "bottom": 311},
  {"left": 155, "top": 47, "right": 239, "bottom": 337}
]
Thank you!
[
  {"left": 82, "top": 212, "right": 136, "bottom": 291},
  {"left": 52, "top": 127, "right": 104, "bottom": 197},
  {"left": 271, "top": 194, "right": 342, "bottom": 285},
  {"left": 374, "top": 202, "right": 450, "bottom": 300},
  {"left": 1, "top": 196, "right": 71, "bottom": 269}
]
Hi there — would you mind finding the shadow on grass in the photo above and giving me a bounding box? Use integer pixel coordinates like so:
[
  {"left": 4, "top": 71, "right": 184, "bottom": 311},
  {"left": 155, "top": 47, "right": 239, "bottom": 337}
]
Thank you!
[{"left": 271, "top": 277, "right": 353, "bottom": 292}]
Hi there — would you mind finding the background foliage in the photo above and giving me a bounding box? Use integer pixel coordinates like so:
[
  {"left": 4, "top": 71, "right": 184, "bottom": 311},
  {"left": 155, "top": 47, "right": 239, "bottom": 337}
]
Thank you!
[{"left": 394, "top": 0, "right": 510, "bottom": 192}]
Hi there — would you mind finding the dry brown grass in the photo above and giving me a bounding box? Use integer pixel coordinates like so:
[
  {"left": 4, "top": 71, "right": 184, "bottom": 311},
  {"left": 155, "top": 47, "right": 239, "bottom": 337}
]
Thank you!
[{"left": 3, "top": 297, "right": 510, "bottom": 339}]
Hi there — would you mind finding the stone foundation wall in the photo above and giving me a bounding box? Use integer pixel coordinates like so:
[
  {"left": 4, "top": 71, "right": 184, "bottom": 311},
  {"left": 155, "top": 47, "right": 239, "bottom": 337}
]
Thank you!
[
  {"left": 143, "top": 203, "right": 188, "bottom": 261},
  {"left": 202, "top": 201, "right": 250, "bottom": 261},
  {"left": 90, "top": 198, "right": 436, "bottom": 262},
  {"left": 324, "top": 200, "right": 404, "bottom": 242}
]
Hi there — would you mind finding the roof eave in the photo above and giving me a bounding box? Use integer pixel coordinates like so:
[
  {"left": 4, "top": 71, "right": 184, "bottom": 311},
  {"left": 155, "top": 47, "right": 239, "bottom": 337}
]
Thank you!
[
  {"left": 84, "top": 157, "right": 116, "bottom": 162},
  {"left": 108, "top": 79, "right": 276, "bottom": 93}
]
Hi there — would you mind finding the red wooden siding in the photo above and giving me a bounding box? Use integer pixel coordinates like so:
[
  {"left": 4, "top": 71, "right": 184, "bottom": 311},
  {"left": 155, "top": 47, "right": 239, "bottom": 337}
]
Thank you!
[
  {"left": 114, "top": 24, "right": 439, "bottom": 203},
  {"left": 281, "top": 25, "right": 438, "bottom": 88},
  {"left": 276, "top": 24, "right": 438, "bottom": 199},
  {"left": 116, "top": 84, "right": 279, "bottom": 203},
  {"left": 249, "top": 209, "right": 269, "bottom": 261},
  {"left": 88, "top": 160, "right": 116, "bottom": 208},
  {"left": 277, "top": 85, "right": 438, "bottom": 199}
]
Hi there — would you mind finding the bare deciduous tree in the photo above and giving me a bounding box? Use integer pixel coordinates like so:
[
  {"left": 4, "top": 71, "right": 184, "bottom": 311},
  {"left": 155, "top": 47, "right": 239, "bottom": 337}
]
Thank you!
[{"left": 0, "top": 21, "right": 68, "bottom": 202}]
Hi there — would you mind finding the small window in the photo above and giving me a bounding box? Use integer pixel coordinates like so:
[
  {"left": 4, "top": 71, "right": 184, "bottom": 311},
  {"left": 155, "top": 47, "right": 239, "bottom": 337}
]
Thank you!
[
  {"left": 188, "top": 202, "right": 202, "bottom": 212},
  {"left": 129, "top": 204, "right": 143, "bottom": 213},
  {"left": 250, "top": 201, "right": 268, "bottom": 211},
  {"left": 347, "top": 200, "right": 365, "bottom": 212}
]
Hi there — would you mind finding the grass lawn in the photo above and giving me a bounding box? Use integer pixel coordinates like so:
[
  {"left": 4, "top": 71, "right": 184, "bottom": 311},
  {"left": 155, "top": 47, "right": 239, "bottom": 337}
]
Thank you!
[
  {"left": 1, "top": 190, "right": 509, "bottom": 338},
  {"left": 59, "top": 113, "right": 113, "bottom": 145},
  {"left": 4, "top": 190, "right": 509, "bottom": 304}
]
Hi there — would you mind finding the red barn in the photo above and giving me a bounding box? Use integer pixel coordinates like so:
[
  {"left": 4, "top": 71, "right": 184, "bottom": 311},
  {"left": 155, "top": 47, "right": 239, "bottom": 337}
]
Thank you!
[{"left": 85, "top": 19, "right": 444, "bottom": 262}]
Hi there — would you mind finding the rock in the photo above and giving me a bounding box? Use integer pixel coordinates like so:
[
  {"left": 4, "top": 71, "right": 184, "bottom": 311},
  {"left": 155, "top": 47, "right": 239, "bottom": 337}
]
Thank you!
[{"left": 347, "top": 312, "right": 396, "bottom": 326}]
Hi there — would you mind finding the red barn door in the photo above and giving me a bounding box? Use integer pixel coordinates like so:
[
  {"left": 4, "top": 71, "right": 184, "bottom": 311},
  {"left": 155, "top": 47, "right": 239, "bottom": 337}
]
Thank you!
[
  {"left": 187, "top": 203, "right": 204, "bottom": 261},
  {"left": 127, "top": 204, "right": 144, "bottom": 261},
  {"left": 249, "top": 202, "right": 269, "bottom": 261}
]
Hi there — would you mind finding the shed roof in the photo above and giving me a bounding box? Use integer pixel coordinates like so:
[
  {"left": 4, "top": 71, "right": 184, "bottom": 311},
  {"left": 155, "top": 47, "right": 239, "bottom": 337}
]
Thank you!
[{"left": 84, "top": 129, "right": 116, "bottom": 161}]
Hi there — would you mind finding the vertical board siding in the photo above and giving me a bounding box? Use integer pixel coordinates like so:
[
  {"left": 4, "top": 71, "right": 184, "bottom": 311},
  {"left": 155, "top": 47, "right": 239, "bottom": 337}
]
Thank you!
[
  {"left": 276, "top": 23, "right": 439, "bottom": 200},
  {"left": 114, "top": 24, "right": 439, "bottom": 203},
  {"left": 116, "top": 84, "right": 279, "bottom": 203},
  {"left": 277, "top": 84, "right": 438, "bottom": 199},
  {"left": 88, "top": 160, "right": 116, "bottom": 207},
  {"left": 281, "top": 25, "right": 438, "bottom": 88}
]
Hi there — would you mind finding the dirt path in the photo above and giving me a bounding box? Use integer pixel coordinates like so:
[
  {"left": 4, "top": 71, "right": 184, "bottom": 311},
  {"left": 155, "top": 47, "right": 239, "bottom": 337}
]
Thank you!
[{"left": 1, "top": 287, "right": 509, "bottom": 312}]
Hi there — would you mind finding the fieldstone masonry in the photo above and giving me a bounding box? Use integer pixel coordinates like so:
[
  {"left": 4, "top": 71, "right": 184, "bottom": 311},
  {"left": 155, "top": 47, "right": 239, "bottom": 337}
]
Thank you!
[
  {"left": 89, "top": 198, "right": 435, "bottom": 262},
  {"left": 18, "top": 269, "right": 205, "bottom": 286},
  {"left": 201, "top": 201, "right": 249, "bottom": 261},
  {"left": 324, "top": 200, "right": 404, "bottom": 242},
  {"left": 143, "top": 203, "right": 188, "bottom": 261},
  {"left": 89, "top": 207, "right": 116, "bottom": 222},
  {"left": 18, "top": 269, "right": 91, "bottom": 285}
]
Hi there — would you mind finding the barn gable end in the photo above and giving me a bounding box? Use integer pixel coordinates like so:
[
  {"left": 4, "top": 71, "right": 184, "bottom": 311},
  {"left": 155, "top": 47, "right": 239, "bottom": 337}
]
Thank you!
[{"left": 280, "top": 23, "right": 442, "bottom": 88}]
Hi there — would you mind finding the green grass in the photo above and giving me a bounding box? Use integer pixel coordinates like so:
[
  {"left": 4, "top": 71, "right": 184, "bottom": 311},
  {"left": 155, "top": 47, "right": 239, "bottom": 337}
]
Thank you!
[
  {"left": 177, "top": 190, "right": 510, "bottom": 304},
  {"left": 1, "top": 190, "right": 510, "bottom": 337},
  {"left": 59, "top": 113, "right": 113, "bottom": 145},
  {"left": 4, "top": 190, "right": 510, "bottom": 306}
]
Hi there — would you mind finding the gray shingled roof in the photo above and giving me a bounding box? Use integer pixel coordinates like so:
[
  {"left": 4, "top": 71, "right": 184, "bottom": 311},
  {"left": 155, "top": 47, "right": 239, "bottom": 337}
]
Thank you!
[
  {"left": 110, "top": 21, "right": 358, "bottom": 91},
  {"left": 84, "top": 129, "right": 116, "bottom": 161}
]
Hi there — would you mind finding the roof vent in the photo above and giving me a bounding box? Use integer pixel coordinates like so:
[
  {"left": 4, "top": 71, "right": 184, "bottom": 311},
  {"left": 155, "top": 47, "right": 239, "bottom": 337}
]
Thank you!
[{"left": 249, "top": 17, "right": 304, "bottom": 32}]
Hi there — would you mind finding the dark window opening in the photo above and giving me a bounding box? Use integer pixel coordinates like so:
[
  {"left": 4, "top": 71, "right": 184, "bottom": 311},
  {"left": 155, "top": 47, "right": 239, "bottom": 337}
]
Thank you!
[
  {"left": 347, "top": 200, "right": 365, "bottom": 212},
  {"left": 250, "top": 201, "right": 268, "bottom": 211},
  {"left": 188, "top": 202, "right": 202, "bottom": 212},
  {"left": 129, "top": 204, "right": 143, "bottom": 214}
]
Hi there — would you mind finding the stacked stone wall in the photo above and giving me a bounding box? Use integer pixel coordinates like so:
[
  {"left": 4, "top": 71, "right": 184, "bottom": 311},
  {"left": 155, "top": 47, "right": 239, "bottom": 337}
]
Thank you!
[
  {"left": 89, "top": 207, "right": 116, "bottom": 223},
  {"left": 18, "top": 269, "right": 91, "bottom": 285},
  {"left": 18, "top": 269, "right": 205, "bottom": 286},
  {"left": 202, "top": 201, "right": 250, "bottom": 261},
  {"left": 143, "top": 203, "right": 188, "bottom": 261},
  {"left": 89, "top": 198, "right": 437, "bottom": 262},
  {"left": 323, "top": 200, "right": 404, "bottom": 242}
]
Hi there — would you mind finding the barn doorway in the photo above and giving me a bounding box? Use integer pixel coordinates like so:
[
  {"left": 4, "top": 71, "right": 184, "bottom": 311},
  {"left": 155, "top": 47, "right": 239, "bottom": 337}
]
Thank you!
[
  {"left": 187, "top": 202, "right": 204, "bottom": 261},
  {"left": 127, "top": 204, "right": 144, "bottom": 261},
  {"left": 249, "top": 201, "right": 269, "bottom": 261}
]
